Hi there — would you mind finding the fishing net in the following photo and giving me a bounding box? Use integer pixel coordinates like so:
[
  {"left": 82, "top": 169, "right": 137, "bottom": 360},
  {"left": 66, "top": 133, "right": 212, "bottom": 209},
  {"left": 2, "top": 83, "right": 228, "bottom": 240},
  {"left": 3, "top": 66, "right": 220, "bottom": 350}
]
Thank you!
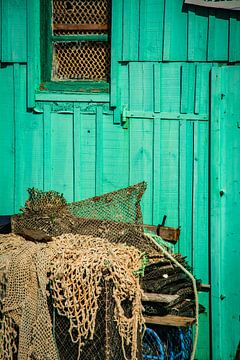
[
  {"left": 1, "top": 183, "right": 198, "bottom": 359},
  {"left": 11, "top": 183, "right": 160, "bottom": 259},
  {"left": 0, "top": 234, "right": 145, "bottom": 360}
]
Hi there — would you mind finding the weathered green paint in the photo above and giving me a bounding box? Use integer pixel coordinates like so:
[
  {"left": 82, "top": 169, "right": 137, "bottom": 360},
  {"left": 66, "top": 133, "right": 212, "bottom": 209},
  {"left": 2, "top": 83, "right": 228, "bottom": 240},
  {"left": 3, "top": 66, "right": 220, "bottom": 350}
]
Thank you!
[
  {"left": 1, "top": 0, "right": 27, "bottom": 62},
  {"left": 0, "top": 1, "right": 240, "bottom": 359},
  {"left": 211, "top": 66, "right": 240, "bottom": 360}
]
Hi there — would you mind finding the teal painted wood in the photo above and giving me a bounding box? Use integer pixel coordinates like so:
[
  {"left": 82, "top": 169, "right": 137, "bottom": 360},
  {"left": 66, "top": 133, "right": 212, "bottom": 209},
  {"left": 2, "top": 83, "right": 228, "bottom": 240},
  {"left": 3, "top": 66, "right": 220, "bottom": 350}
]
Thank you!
[
  {"left": 95, "top": 106, "right": 104, "bottom": 195},
  {"left": 0, "top": 65, "right": 15, "bottom": 214},
  {"left": 110, "top": 0, "right": 123, "bottom": 111},
  {"left": 160, "top": 63, "right": 182, "bottom": 112},
  {"left": 102, "top": 114, "right": 129, "bottom": 192},
  {"left": 1, "top": 0, "right": 27, "bottom": 62},
  {"left": 51, "top": 113, "right": 74, "bottom": 202},
  {"left": 181, "top": 63, "right": 196, "bottom": 114},
  {"left": 187, "top": 6, "right": 208, "bottom": 61},
  {"left": 43, "top": 104, "right": 52, "bottom": 191},
  {"left": 229, "top": 15, "right": 240, "bottom": 62},
  {"left": 77, "top": 112, "right": 96, "bottom": 200},
  {"left": 27, "top": 0, "right": 40, "bottom": 108},
  {"left": 73, "top": 103, "right": 81, "bottom": 201},
  {"left": 129, "top": 118, "right": 154, "bottom": 224},
  {"left": 192, "top": 121, "right": 210, "bottom": 359},
  {"left": 211, "top": 66, "right": 240, "bottom": 360},
  {"left": 157, "top": 120, "right": 180, "bottom": 227},
  {"left": 195, "top": 63, "right": 213, "bottom": 114},
  {"left": 163, "top": 0, "right": 188, "bottom": 61},
  {"left": 178, "top": 120, "right": 194, "bottom": 263},
  {"left": 121, "top": 62, "right": 216, "bottom": 118},
  {"left": 122, "top": 0, "right": 139, "bottom": 61},
  {"left": 153, "top": 64, "right": 161, "bottom": 113},
  {"left": 129, "top": 62, "right": 154, "bottom": 112},
  {"left": 0, "top": 0, "right": 2, "bottom": 61},
  {"left": 208, "top": 10, "right": 229, "bottom": 61},
  {"left": 139, "top": 0, "right": 164, "bottom": 61}
]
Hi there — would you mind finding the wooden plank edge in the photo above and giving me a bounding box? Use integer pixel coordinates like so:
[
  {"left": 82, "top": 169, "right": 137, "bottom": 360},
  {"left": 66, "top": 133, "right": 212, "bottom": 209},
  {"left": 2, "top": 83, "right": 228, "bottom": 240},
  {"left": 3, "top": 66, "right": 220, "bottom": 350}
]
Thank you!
[
  {"left": 142, "top": 292, "right": 179, "bottom": 304},
  {"left": 53, "top": 23, "right": 108, "bottom": 31},
  {"left": 144, "top": 315, "right": 196, "bottom": 327}
]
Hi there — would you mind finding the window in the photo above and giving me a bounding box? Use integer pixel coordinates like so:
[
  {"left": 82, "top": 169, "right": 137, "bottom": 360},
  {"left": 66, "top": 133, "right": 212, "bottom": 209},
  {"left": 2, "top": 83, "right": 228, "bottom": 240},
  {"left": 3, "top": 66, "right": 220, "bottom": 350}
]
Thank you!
[{"left": 41, "top": 0, "right": 111, "bottom": 89}]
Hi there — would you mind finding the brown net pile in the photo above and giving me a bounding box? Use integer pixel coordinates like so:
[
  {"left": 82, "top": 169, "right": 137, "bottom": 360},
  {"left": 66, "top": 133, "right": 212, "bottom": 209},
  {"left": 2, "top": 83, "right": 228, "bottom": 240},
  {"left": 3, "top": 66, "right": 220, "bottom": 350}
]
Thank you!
[
  {"left": 0, "top": 234, "right": 145, "bottom": 360},
  {"left": 2, "top": 183, "right": 198, "bottom": 359},
  {"left": 11, "top": 183, "right": 160, "bottom": 258}
]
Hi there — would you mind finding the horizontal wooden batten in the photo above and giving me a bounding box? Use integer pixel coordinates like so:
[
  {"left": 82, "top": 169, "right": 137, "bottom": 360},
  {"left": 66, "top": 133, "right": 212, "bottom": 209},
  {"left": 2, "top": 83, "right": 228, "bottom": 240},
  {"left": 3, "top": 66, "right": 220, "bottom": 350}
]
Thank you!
[
  {"left": 53, "top": 23, "right": 108, "bottom": 31},
  {"left": 52, "top": 34, "right": 108, "bottom": 42},
  {"left": 144, "top": 315, "right": 196, "bottom": 327}
]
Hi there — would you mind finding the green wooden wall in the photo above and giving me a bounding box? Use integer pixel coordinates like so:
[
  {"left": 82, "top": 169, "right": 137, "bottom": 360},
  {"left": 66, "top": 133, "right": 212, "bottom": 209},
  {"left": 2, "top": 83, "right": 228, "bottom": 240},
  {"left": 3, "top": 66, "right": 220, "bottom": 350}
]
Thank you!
[{"left": 0, "top": 1, "right": 240, "bottom": 359}]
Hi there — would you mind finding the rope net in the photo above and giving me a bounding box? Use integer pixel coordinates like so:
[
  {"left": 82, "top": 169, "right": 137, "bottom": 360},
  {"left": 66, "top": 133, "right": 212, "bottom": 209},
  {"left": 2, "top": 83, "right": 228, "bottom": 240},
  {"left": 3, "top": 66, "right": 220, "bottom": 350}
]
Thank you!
[
  {"left": 0, "top": 234, "right": 145, "bottom": 360},
  {"left": 0, "top": 183, "right": 198, "bottom": 359}
]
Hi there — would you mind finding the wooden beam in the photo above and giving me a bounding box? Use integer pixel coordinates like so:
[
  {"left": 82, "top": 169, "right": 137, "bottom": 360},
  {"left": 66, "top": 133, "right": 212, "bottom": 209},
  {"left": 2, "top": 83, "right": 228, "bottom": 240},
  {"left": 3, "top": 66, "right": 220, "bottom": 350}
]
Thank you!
[
  {"left": 53, "top": 23, "right": 108, "bottom": 31},
  {"left": 144, "top": 315, "right": 196, "bottom": 327},
  {"left": 142, "top": 293, "right": 179, "bottom": 304},
  {"left": 143, "top": 224, "right": 180, "bottom": 243},
  {"left": 198, "top": 283, "right": 211, "bottom": 292}
]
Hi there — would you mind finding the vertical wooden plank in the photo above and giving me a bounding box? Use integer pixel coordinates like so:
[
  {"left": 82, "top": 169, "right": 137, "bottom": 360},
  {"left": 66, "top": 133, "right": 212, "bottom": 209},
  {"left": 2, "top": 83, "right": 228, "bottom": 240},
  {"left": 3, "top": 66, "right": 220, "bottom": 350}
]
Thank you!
[
  {"left": 211, "top": 66, "right": 240, "bottom": 360},
  {"left": 73, "top": 103, "right": 81, "bottom": 201},
  {"left": 113, "top": 62, "right": 129, "bottom": 124},
  {"left": 122, "top": 0, "right": 139, "bottom": 61},
  {"left": 51, "top": 113, "right": 74, "bottom": 202},
  {"left": 1, "top": 0, "right": 27, "bottom": 62},
  {"left": 102, "top": 113, "right": 129, "bottom": 192},
  {"left": 129, "top": 118, "right": 153, "bottom": 224},
  {"left": 178, "top": 120, "right": 193, "bottom": 264},
  {"left": 180, "top": 63, "right": 196, "bottom": 114},
  {"left": 78, "top": 112, "right": 96, "bottom": 200},
  {"left": 110, "top": 0, "right": 123, "bottom": 109},
  {"left": 210, "top": 66, "right": 222, "bottom": 359},
  {"left": 153, "top": 63, "right": 161, "bottom": 113},
  {"left": 160, "top": 63, "right": 181, "bottom": 112},
  {"left": 95, "top": 106, "right": 104, "bottom": 195},
  {"left": 0, "top": 0, "right": 2, "bottom": 61},
  {"left": 195, "top": 63, "right": 212, "bottom": 115},
  {"left": 14, "top": 65, "right": 44, "bottom": 211},
  {"left": 163, "top": 0, "right": 188, "bottom": 61},
  {"left": 192, "top": 121, "right": 210, "bottom": 360},
  {"left": 152, "top": 118, "right": 161, "bottom": 224},
  {"left": 14, "top": 63, "right": 23, "bottom": 213},
  {"left": 229, "top": 15, "right": 240, "bottom": 62},
  {"left": 129, "top": 62, "right": 143, "bottom": 111},
  {"left": 157, "top": 120, "right": 179, "bottom": 227},
  {"left": 27, "top": 0, "right": 40, "bottom": 108},
  {"left": 187, "top": 6, "right": 208, "bottom": 61},
  {"left": 43, "top": 104, "right": 52, "bottom": 191},
  {"left": 0, "top": 65, "right": 15, "bottom": 214},
  {"left": 208, "top": 10, "right": 229, "bottom": 61},
  {"left": 142, "top": 63, "right": 154, "bottom": 112},
  {"left": 139, "top": 0, "right": 164, "bottom": 61}
]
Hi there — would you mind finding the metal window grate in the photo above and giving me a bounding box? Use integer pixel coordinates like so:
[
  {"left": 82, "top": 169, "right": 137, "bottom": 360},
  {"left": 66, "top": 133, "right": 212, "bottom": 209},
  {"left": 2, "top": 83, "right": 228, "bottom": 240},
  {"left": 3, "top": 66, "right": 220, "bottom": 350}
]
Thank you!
[
  {"left": 51, "top": 0, "right": 111, "bottom": 81},
  {"left": 53, "top": 0, "right": 111, "bottom": 34},
  {"left": 53, "top": 41, "right": 110, "bottom": 81}
]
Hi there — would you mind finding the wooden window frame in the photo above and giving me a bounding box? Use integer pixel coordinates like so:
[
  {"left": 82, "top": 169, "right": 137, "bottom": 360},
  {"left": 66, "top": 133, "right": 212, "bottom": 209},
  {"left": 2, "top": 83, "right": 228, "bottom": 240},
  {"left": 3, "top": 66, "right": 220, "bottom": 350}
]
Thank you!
[{"left": 40, "top": 0, "right": 110, "bottom": 92}]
